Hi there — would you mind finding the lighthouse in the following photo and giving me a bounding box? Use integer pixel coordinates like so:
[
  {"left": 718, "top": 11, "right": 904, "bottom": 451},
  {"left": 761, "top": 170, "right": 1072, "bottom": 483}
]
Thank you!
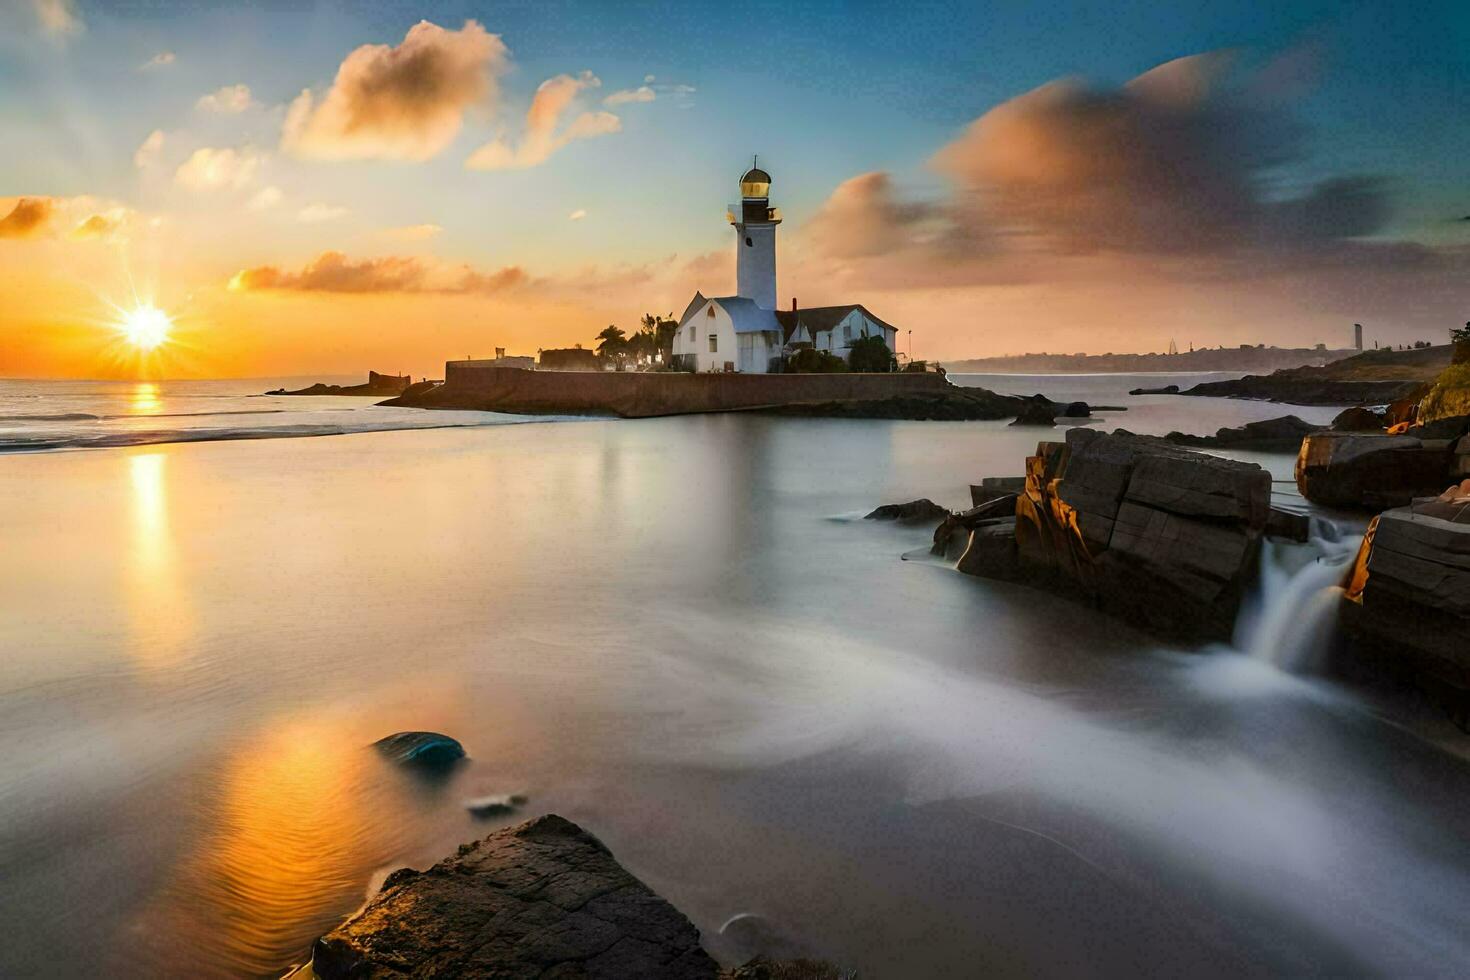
[{"left": 728, "top": 159, "right": 781, "bottom": 310}]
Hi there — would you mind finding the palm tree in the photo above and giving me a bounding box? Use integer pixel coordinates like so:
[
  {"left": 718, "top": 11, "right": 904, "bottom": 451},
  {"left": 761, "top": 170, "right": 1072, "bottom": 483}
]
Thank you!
[{"left": 595, "top": 325, "right": 626, "bottom": 356}]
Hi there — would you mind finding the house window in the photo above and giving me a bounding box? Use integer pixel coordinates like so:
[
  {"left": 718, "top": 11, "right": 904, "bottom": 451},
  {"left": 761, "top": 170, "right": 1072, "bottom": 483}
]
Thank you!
[
  {"left": 706, "top": 306, "right": 715, "bottom": 317},
  {"left": 708, "top": 334, "right": 718, "bottom": 353}
]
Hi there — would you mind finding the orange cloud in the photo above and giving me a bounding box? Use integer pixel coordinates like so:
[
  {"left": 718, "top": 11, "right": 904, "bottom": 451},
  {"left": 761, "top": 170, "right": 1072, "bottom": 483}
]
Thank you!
[
  {"left": 465, "top": 71, "right": 620, "bottom": 170},
  {"left": 229, "top": 251, "right": 528, "bottom": 295},
  {"left": 0, "top": 197, "right": 54, "bottom": 238},
  {"left": 175, "top": 146, "right": 262, "bottom": 191},
  {"left": 69, "top": 213, "right": 122, "bottom": 240},
  {"left": 282, "top": 20, "right": 508, "bottom": 162}
]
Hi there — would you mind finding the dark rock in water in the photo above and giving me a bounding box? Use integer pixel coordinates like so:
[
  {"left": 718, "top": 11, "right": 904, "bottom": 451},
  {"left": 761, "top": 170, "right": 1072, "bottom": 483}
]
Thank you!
[
  {"left": 269, "top": 371, "right": 412, "bottom": 397},
  {"left": 1009, "top": 398, "right": 1057, "bottom": 427},
  {"left": 724, "top": 956, "right": 849, "bottom": 980},
  {"left": 1341, "top": 500, "right": 1470, "bottom": 722},
  {"left": 1129, "top": 384, "right": 1179, "bottom": 395},
  {"left": 373, "top": 731, "right": 465, "bottom": 767},
  {"left": 956, "top": 518, "right": 1020, "bottom": 578},
  {"left": 1062, "top": 401, "right": 1091, "bottom": 418},
  {"left": 931, "top": 495, "right": 1019, "bottom": 557},
  {"left": 1265, "top": 507, "right": 1312, "bottom": 542},
  {"left": 865, "top": 498, "right": 950, "bottom": 524},
  {"left": 713, "top": 914, "right": 812, "bottom": 966},
  {"left": 954, "top": 429, "right": 1270, "bottom": 642},
  {"left": 465, "top": 793, "right": 528, "bottom": 817},
  {"left": 301, "top": 814, "right": 721, "bottom": 979},
  {"left": 1294, "top": 423, "right": 1466, "bottom": 509},
  {"left": 971, "top": 476, "right": 1026, "bottom": 507},
  {"left": 1331, "top": 406, "right": 1385, "bottom": 432},
  {"left": 1165, "top": 415, "right": 1321, "bottom": 452}
]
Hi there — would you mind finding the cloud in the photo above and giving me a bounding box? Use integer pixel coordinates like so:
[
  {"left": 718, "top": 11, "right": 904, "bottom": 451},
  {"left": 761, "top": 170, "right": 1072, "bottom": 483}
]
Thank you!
[
  {"left": 568, "top": 209, "right": 587, "bottom": 221},
  {"left": 604, "top": 85, "right": 655, "bottom": 106},
  {"left": 0, "top": 198, "right": 55, "bottom": 238},
  {"left": 248, "top": 186, "right": 283, "bottom": 210},
  {"left": 141, "top": 51, "right": 175, "bottom": 70},
  {"left": 282, "top": 19, "right": 508, "bottom": 162},
  {"left": 175, "top": 146, "right": 262, "bottom": 191},
  {"left": 69, "top": 212, "right": 124, "bottom": 240},
  {"left": 382, "top": 223, "right": 443, "bottom": 241},
  {"left": 197, "top": 84, "right": 254, "bottom": 114},
  {"left": 297, "top": 203, "right": 349, "bottom": 223},
  {"left": 229, "top": 250, "right": 528, "bottom": 294},
  {"left": 801, "top": 51, "right": 1397, "bottom": 292},
  {"left": 32, "top": 0, "right": 81, "bottom": 38},
  {"left": 134, "top": 129, "right": 165, "bottom": 169},
  {"left": 466, "top": 71, "right": 620, "bottom": 170}
]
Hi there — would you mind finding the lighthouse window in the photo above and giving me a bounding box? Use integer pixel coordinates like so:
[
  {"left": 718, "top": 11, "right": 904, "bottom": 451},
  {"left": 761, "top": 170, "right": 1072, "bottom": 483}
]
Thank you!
[
  {"left": 745, "top": 237, "right": 753, "bottom": 247},
  {"left": 708, "top": 334, "right": 718, "bottom": 353}
]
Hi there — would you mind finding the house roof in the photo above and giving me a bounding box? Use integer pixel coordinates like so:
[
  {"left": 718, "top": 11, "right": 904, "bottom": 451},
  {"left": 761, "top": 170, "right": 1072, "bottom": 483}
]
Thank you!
[
  {"left": 774, "top": 304, "right": 898, "bottom": 344},
  {"left": 676, "top": 291, "right": 707, "bottom": 327},
  {"left": 708, "top": 296, "right": 783, "bottom": 334}
]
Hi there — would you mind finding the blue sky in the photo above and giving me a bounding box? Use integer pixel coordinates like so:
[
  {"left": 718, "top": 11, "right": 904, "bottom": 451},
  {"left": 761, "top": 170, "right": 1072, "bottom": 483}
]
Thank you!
[{"left": 2, "top": 0, "right": 1468, "bottom": 375}]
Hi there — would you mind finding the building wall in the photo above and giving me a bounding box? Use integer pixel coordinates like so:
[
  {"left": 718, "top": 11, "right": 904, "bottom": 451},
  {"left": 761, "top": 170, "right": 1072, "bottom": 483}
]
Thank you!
[
  {"left": 672, "top": 301, "right": 743, "bottom": 372},
  {"left": 437, "top": 363, "right": 951, "bottom": 418},
  {"left": 816, "top": 311, "right": 898, "bottom": 361},
  {"left": 735, "top": 222, "right": 778, "bottom": 310}
]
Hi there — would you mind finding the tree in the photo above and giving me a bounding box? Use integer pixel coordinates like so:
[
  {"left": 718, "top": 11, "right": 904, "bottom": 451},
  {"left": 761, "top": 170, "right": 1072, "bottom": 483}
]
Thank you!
[
  {"left": 1453, "top": 322, "right": 1470, "bottom": 365},
  {"left": 848, "top": 335, "right": 896, "bottom": 373},
  {"left": 787, "top": 348, "right": 847, "bottom": 373},
  {"left": 595, "top": 325, "right": 626, "bottom": 357}
]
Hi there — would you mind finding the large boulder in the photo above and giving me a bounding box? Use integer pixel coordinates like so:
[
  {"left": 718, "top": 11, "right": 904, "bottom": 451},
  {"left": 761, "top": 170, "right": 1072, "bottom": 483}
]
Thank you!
[
  {"left": 960, "top": 429, "right": 1270, "bottom": 641},
  {"left": 1341, "top": 500, "right": 1470, "bottom": 717},
  {"left": 1008, "top": 397, "right": 1057, "bottom": 427},
  {"left": 1295, "top": 427, "right": 1464, "bottom": 509},
  {"left": 1330, "top": 406, "right": 1385, "bottom": 432},
  {"left": 301, "top": 815, "right": 721, "bottom": 979},
  {"left": 1165, "top": 415, "right": 1321, "bottom": 452},
  {"left": 373, "top": 731, "right": 466, "bottom": 768}
]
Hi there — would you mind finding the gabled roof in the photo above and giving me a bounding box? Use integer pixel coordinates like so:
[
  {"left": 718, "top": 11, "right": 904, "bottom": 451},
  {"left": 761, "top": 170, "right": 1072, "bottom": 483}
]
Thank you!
[
  {"left": 707, "top": 296, "right": 783, "bottom": 334},
  {"left": 774, "top": 304, "right": 898, "bottom": 344},
  {"left": 676, "top": 291, "right": 708, "bottom": 327}
]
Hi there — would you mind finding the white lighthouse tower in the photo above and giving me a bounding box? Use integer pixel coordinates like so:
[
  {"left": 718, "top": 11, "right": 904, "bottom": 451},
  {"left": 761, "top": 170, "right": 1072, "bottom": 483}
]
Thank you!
[{"left": 728, "top": 158, "right": 781, "bottom": 310}]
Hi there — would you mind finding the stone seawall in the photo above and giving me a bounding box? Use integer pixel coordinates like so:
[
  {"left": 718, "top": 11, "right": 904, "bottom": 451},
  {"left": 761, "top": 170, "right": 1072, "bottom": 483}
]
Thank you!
[{"left": 390, "top": 365, "right": 1001, "bottom": 419}]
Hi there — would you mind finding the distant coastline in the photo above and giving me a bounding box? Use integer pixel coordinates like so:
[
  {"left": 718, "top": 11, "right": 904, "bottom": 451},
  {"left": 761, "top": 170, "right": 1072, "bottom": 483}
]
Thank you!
[{"left": 946, "top": 346, "right": 1357, "bottom": 375}]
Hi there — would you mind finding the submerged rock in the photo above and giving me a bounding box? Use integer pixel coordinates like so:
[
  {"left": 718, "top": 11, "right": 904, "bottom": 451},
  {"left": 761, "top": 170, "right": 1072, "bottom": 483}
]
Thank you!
[
  {"left": 465, "top": 793, "right": 528, "bottom": 817},
  {"left": 373, "top": 731, "right": 466, "bottom": 768},
  {"left": 865, "top": 499, "right": 950, "bottom": 524},
  {"left": 300, "top": 814, "right": 721, "bottom": 979}
]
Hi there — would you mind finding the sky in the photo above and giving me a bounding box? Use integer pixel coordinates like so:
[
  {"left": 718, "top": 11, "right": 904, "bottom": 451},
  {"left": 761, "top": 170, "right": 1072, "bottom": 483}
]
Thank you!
[{"left": 1, "top": 0, "right": 1467, "bottom": 378}]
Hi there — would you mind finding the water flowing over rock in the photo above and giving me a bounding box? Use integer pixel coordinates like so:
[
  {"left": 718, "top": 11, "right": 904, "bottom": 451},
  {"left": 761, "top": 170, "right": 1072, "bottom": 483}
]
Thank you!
[
  {"left": 298, "top": 814, "right": 722, "bottom": 979},
  {"left": 956, "top": 429, "right": 1271, "bottom": 642}
]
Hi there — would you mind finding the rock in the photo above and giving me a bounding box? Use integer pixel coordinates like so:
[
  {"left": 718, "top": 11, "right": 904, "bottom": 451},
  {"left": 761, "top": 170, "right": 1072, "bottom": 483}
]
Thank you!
[
  {"left": 271, "top": 371, "right": 412, "bottom": 397},
  {"left": 722, "top": 956, "right": 848, "bottom": 980},
  {"left": 865, "top": 499, "right": 949, "bottom": 524},
  {"left": 373, "top": 731, "right": 466, "bottom": 768},
  {"left": 465, "top": 793, "right": 529, "bottom": 817},
  {"left": 1129, "top": 384, "right": 1179, "bottom": 395},
  {"left": 960, "top": 429, "right": 1270, "bottom": 641},
  {"left": 971, "top": 476, "right": 1026, "bottom": 507},
  {"left": 304, "top": 814, "right": 721, "bottom": 979},
  {"left": 1266, "top": 507, "right": 1312, "bottom": 542},
  {"left": 1341, "top": 503, "right": 1470, "bottom": 717},
  {"left": 933, "top": 496, "right": 1018, "bottom": 557},
  {"left": 1165, "top": 415, "right": 1321, "bottom": 452},
  {"left": 955, "top": 519, "right": 1020, "bottom": 579},
  {"left": 1008, "top": 398, "right": 1057, "bottom": 427},
  {"left": 1331, "top": 406, "right": 1385, "bottom": 431},
  {"left": 1295, "top": 433, "right": 1456, "bottom": 510},
  {"left": 1176, "top": 346, "right": 1451, "bottom": 405},
  {"left": 1062, "top": 401, "right": 1091, "bottom": 418}
]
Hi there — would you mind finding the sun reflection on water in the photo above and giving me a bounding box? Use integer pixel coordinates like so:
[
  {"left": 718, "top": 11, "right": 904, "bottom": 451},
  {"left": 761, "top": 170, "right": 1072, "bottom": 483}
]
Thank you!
[
  {"left": 128, "top": 381, "right": 163, "bottom": 414},
  {"left": 125, "top": 452, "right": 192, "bottom": 668}
]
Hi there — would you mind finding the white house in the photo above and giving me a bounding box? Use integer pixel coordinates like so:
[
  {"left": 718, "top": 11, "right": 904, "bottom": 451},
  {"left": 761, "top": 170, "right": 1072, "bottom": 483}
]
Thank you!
[{"left": 671, "top": 160, "right": 899, "bottom": 372}]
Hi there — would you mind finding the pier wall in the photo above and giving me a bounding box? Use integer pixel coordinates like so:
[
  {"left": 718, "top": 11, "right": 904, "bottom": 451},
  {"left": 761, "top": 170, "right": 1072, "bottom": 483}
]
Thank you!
[{"left": 434, "top": 364, "right": 953, "bottom": 418}]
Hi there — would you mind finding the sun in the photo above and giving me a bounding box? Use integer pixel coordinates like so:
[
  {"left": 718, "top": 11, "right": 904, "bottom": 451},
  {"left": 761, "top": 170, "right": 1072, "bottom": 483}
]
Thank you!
[{"left": 119, "top": 304, "right": 171, "bottom": 351}]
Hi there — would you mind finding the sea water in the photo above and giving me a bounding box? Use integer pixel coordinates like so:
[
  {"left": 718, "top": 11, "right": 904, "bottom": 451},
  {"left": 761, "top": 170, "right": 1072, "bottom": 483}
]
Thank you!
[{"left": 4, "top": 377, "right": 1470, "bottom": 978}]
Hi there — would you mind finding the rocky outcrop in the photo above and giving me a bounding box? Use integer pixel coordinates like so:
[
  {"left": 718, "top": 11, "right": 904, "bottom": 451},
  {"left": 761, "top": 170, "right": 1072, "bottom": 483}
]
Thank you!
[
  {"left": 1129, "top": 384, "right": 1179, "bottom": 395},
  {"left": 1341, "top": 498, "right": 1470, "bottom": 718},
  {"left": 865, "top": 499, "right": 949, "bottom": 524},
  {"left": 270, "top": 371, "right": 412, "bottom": 396},
  {"left": 760, "top": 389, "right": 1026, "bottom": 420},
  {"left": 971, "top": 477, "right": 1025, "bottom": 507},
  {"left": 1294, "top": 415, "right": 1470, "bottom": 509},
  {"left": 957, "top": 429, "right": 1271, "bottom": 642},
  {"left": 1165, "top": 415, "right": 1321, "bottom": 452},
  {"left": 1330, "top": 406, "right": 1385, "bottom": 431},
  {"left": 1175, "top": 345, "right": 1451, "bottom": 405},
  {"left": 298, "top": 815, "right": 722, "bottom": 979},
  {"left": 1009, "top": 398, "right": 1057, "bottom": 427}
]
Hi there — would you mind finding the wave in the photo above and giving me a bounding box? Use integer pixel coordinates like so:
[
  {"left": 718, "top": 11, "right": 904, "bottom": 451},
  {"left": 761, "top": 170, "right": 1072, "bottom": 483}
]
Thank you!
[
  {"left": 0, "top": 415, "right": 588, "bottom": 454},
  {"left": 100, "top": 409, "right": 290, "bottom": 420}
]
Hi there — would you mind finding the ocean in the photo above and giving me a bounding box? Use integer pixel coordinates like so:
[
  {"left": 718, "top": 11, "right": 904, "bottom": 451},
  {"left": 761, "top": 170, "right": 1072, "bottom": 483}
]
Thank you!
[{"left": 3, "top": 375, "right": 1469, "bottom": 978}]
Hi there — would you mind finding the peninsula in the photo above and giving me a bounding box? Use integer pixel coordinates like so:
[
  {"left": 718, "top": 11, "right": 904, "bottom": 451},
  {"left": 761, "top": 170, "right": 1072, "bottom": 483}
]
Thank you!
[{"left": 947, "top": 346, "right": 1356, "bottom": 375}]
